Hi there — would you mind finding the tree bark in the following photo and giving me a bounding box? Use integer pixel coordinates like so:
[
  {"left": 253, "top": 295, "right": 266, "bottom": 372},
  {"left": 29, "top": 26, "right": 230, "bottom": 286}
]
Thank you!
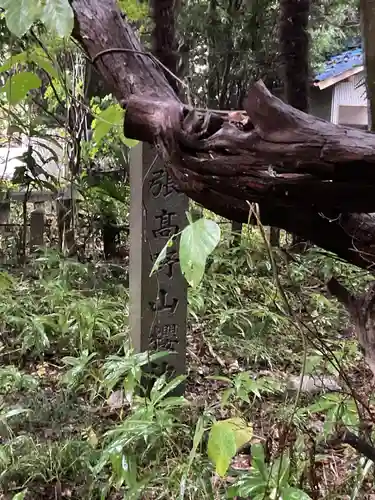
[
  {"left": 150, "top": 0, "right": 180, "bottom": 95},
  {"left": 328, "top": 277, "right": 375, "bottom": 376},
  {"left": 280, "top": 0, "right": 310, "bottom": 112},
  {"left": 361, "top": 0, "right": 375, "bottom": 130},
  {"left": 280, "top": 0, "right": 310, "bottom": 249},
  {"left": 71, "top": 0, "right": 375, "bottom": 272}
]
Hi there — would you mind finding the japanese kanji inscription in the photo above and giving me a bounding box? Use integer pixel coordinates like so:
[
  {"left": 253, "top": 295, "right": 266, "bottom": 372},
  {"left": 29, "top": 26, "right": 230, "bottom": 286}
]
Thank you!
[{"left": 129, "top": 142, "right": 188, "bottom": 394}]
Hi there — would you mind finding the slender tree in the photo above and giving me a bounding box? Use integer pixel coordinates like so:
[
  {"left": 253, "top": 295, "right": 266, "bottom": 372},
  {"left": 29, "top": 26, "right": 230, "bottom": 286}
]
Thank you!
[
  {"left": 279, "top": 0, "right": 310, "bottom": 248},
  {"left": 280, "top": 0, "right": 310, "bottom": 112},
  {"left": 150, "top": 0, "right": 180, "bottom": 95},
  {"left": 361, "top": 0, "right": 375, "bottom": 130}
]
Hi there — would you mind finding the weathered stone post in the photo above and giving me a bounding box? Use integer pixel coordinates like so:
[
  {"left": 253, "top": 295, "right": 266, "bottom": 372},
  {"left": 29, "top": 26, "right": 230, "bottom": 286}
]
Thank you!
[
  {"left": 57, "top": 186, "right": 80, "bottom": 253},
  {"left": 30, "top": 202, "right": 45, "bottom": 250},
  {"left": 129, "top": 142, "right": 188, "bottom": 394},
  {"left": 0, "top": 192, "right": 10, "bottom": 232}
]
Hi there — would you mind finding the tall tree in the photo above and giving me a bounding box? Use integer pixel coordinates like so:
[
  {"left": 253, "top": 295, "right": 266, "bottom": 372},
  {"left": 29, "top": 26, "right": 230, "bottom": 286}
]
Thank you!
[
  {"left": 280, "top": 0, "right": 310, "bottom": 112},
  {"left": 360, "top": 0, "right": 375, "bottom": 130},
  {"left": 150, "top": 0, "right": 180, "bottom": 95},
  {"left": 279, "top": 0, "right": 310, "bottom": 248}
]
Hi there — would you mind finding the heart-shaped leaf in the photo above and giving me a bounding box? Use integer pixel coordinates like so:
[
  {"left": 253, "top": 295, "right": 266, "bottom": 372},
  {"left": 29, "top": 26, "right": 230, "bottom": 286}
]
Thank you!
[
  {"left": 92, "top": 104, "right": 124, "bottom": 144},
  {"left": 179, "top": 217, "right": 220, "bottom": 287},
  {"left": 0, "top": 0, "right": 42, "bottom": 37},
  {"left": 207, "top": 418, "right": 253, "bottom": 477},
  {"left": 207, "top": 420, "right": 236, "bottom": 477},
  {"left": 40, "top": 0, "right": 74, "bottom": 37}
]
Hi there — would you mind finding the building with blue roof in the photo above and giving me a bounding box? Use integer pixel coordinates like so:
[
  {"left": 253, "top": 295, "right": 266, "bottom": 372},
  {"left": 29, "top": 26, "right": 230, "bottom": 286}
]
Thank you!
[
  {"left": 272, "top": 46, "right": 368, "bottom": 128},
  {"left": 310, "top": 46, "right": 368, "bottom": 129},
  {"left": 314, "top": 47, "right": 363, "bottom": 84}
]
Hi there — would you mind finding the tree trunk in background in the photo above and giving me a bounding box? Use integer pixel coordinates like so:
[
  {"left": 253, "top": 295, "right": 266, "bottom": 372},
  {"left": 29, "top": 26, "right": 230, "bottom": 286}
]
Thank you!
[
  {"left": 279, "top": 0, "right": 310, "bottom": 249},
  {"left": 207, "top": 0, "right": 218, "bottom": 109},
  {"left": 361, "top": 0, "right": 375, "bottom": 131},
  {"left": 150, "top": 0, "right": 180, "bottom": 95},
  {"left": 328, "top": 278, "right": 375, "bottom": 377},
  {"left": 206, "top": 0, "right": 242, "bottom": 242},
  {"left": 280, "top": 0, "right": 310, "bottom": 111},
  {"left": 84, "top": 61, "right": 121, "bottom": 259},
  {"left": 231, "top": 220, "right": 242, "bottom": 246}
]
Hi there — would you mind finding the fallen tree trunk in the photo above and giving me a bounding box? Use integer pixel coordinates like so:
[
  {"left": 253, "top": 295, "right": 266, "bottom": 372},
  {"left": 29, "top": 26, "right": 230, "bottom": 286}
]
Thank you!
[{"left": 71, "top": 0, "right": 375, "bottom": 271}]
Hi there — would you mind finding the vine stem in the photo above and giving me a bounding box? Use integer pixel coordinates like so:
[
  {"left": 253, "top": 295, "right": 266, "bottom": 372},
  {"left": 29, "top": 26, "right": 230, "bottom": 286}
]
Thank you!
[{"left": 247, "top": 202, "right": 308, "bottom": 497}]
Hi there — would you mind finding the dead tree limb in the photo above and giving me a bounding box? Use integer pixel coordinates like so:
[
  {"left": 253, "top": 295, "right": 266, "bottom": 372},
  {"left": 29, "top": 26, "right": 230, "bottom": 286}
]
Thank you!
[{"left": 70, "top": 0, "right": 375, "bottom": 272}]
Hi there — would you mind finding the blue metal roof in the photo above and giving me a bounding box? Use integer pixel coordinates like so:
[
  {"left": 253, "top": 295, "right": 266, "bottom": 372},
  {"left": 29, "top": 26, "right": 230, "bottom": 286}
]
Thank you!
[{"left": 314, "top": 48, "right": 363, "bottom": 82}]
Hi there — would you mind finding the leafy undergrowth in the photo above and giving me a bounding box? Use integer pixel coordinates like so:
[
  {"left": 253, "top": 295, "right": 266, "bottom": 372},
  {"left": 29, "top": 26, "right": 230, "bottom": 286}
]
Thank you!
[{"left": 0, "top": 233, "right": 374, "bottom": 500}]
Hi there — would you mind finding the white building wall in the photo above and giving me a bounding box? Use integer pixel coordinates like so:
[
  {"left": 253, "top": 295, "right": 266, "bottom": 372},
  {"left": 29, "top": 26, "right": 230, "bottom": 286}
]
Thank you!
[
  {"left": 331, "top": 71, "right": 368, "bottom": 126},
  {"left": 0, "top": 134, "right": 65, "bottom": 182}
]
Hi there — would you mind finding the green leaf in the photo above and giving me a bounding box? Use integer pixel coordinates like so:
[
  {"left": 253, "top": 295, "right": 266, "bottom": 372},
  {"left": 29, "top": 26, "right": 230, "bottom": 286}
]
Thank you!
[
  {"left": 2, "top": 72, "right": 41, "bottom": 105},
  {"left": 40, "top": 0, "right": 74, "bottom": 37},
  {"left": 271, "top": 451, "right": 291, "bottom": 489},
  {"left": 152, "top": 375, "right": 187, "bottom": 404},
  {"left": 3, "top": 408, "right": 29, "bottom": 420},
  {"left": 206, "top": 418, "right": 252, "bottom": 477},
  {"left": 227, "top": 417, "right": 253, "bottom": 451},
  {"left": 303, "top": 393, "right": 342, "bottom": 414},
  {"left": 221, "top": 388, "right": 234, "bottom": 407},
  {"left": 323, "top": 406, "right": 337, "bottom": 437},
  {"left": 118, "top": 0, "right": 148, "bottom": 21},
  {"left": 251, "top": 443, "right": 268, "bottom": 480},
  {"left": 0, "top": 50, "right": 59, "bottom": 80},
  {"left": 192, "top": 416, "right": 205, "bottom": 451},
  {"left": 92, "top": 105, "right": 124, "bottom": 144},
  {"left": 227, "top": 470, "right": 266, "bottom": 498},
  {"left": 31, "top": 52, "right": 60, "bottom": 80},
  {"left": 207, "top": 420, "right": 236, "bottom": 477},
  {"left": 0, "top": 0, "right": 42, "bottom": 36},
  {"left": 179, "top": 217, "right": 220, "bottom": 287},
  {"left": 341, "top": 403, "right": 359, "bottom": 430},
  {"left": 12, "top": 490, "right": 28, "bottom": 500},
  {"left": 150, "top": 236, "right": 175, "bottom": 276},
  {"left": 281, "top": 486, "right": 312, "bottom": 499},
  {"left": 120, "top": 132, "right": 139, "bottom": 148},
  {"left": 0, "top": 52, "right": 27, "bottom": 72}
]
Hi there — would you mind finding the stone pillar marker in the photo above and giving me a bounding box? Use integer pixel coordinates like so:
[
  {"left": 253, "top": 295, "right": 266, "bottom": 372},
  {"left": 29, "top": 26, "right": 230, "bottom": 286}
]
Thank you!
[
  {"left": 129, "top": 142, "right": 188, "bottom": 394},
  {"left": 30, "top": 202, "right": 45, "bottom": 250}
]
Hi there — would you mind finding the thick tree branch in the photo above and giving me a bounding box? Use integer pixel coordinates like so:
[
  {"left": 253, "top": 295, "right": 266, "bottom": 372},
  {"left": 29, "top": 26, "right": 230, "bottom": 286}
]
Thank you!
[
  {"left": 71, "top": 0, "right": 177, "bottom": 102},
  {"left": 70, "top": 0, "right": 375, "bottom": 272}
]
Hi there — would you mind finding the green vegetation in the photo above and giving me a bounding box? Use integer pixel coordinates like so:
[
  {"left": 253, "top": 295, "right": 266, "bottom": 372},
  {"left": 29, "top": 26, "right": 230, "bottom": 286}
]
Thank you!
[
  {"left": 0, "top": 0, "right": 373, "bottom": 498},
  {"left": 0, "top": 234, "right": 370, "bottom": 499}
]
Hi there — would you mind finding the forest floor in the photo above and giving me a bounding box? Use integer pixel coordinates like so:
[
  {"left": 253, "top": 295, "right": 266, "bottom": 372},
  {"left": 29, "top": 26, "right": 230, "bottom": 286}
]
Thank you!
[{"left": 0, "top": 232, "right": 374, "bottom": 500}]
